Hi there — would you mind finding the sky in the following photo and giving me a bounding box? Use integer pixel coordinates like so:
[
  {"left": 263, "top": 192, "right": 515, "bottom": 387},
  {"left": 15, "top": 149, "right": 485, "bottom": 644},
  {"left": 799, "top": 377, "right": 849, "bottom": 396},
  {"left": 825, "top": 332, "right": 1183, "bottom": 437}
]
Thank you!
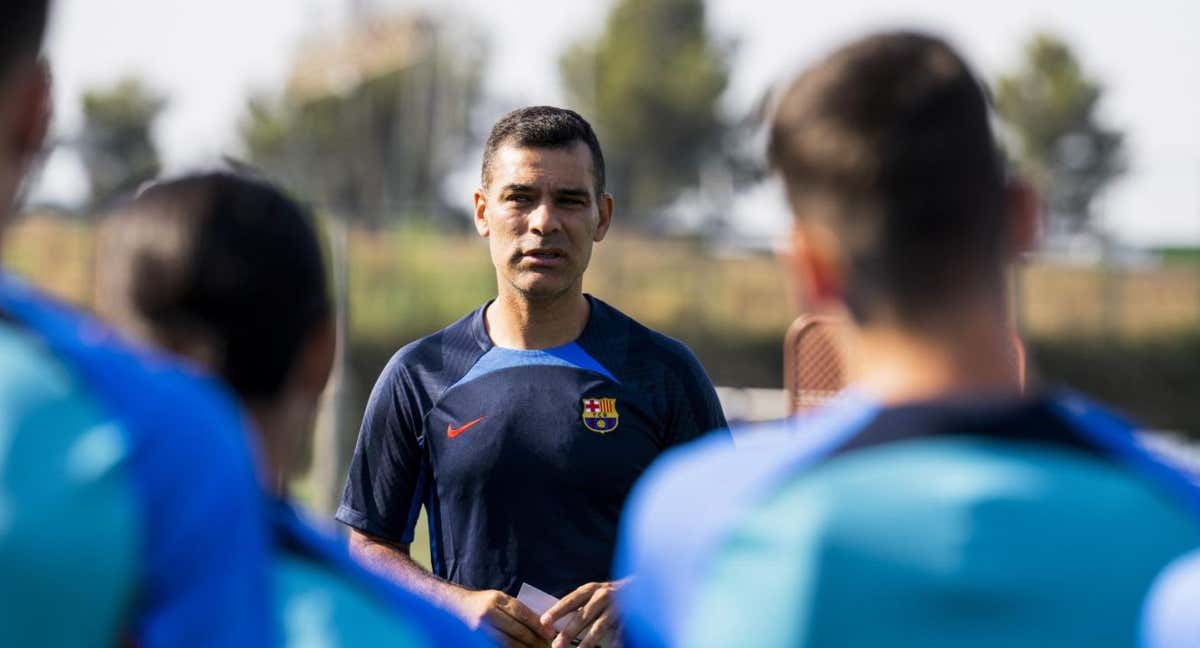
[{"left": 32, "top": 0, "right": 1200, "bottom": 247}]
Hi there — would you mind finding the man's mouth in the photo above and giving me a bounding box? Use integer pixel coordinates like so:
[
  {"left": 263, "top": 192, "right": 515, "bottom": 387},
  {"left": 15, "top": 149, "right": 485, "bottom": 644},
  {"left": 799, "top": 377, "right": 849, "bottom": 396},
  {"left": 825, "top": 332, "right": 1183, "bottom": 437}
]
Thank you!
[{"left": 521, "top": 248, "right": 567, "bottom": 267}]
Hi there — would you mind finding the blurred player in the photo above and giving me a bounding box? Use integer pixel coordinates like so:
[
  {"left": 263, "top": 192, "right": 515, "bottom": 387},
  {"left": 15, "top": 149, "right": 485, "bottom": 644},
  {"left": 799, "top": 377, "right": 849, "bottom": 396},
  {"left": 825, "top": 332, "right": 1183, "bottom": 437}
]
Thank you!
[
  {"left": 338, "top": 106, "right": 728, "bottom": 648},
  {"left": 615, "top": 31, "right": 1200, "bottom": 648},
  {"left": 94, "top": 171, "right": 491, "bottom": 647},
  {"left": 0, "top": 2, "right": 275, "bottom": 645}
]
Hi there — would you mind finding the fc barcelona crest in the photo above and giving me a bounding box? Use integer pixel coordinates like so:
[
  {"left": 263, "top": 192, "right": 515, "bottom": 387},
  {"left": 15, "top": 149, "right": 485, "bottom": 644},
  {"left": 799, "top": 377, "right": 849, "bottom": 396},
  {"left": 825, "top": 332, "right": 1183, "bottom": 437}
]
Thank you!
[{"left": 582, "top": 397, "right": 619, "bottom": 434}]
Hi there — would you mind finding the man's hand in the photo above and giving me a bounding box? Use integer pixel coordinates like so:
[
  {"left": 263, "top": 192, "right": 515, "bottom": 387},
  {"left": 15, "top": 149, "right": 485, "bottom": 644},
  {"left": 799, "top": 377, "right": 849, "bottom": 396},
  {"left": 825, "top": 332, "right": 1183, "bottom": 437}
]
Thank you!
[
  {"left": 540, "top": 579, "right": 629, "bottom": 648},
  {"left": 456, "top": 589, "right": 555, "bottom": 648}
]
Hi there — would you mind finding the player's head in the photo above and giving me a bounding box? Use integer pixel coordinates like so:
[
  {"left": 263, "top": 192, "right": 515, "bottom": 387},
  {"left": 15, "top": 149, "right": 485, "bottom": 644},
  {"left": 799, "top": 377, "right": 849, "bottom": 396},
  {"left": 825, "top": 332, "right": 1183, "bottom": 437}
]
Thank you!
[
  {"left": 474, "top": 106, "right": 613, "bottom": 301},
  {"left": 0, "top": 0, "right": 52, "bottom": 231},
  {"left": 768, "top": 31, "right": 1036, "bottom": 329},
  {"left": 95, "top": 171, "right": 334, "bottom": 487}
]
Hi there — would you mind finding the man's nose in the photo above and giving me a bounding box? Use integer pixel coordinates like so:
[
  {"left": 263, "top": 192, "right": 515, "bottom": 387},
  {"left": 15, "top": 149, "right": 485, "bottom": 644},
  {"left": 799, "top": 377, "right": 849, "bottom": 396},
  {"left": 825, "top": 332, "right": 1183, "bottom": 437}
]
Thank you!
[{"left": 528, "top": 201, "right": 562, "bottom": 236}]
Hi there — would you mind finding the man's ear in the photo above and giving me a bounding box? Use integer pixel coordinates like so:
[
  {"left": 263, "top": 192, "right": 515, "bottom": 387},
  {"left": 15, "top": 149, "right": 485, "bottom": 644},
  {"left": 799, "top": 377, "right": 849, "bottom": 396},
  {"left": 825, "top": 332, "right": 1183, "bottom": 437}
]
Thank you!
[
  {"left": 790, "top": 221, "right": 844, "bottom": 311},
  {"left": 1005, "top": 177, "right": 1040, "bottom": 260},
  {"left": 593, "top": 192, "right": 614, "bottom": 242},
  {"left": 473, "top": 187, "right": 490, "bottom": 238}
]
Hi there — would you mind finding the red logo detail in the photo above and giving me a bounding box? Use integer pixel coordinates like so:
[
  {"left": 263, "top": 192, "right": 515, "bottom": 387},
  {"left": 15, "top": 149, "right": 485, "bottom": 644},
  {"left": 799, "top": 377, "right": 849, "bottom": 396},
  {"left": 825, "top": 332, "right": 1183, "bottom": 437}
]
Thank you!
[
  {"left": 585, "top": 399, "right": 601, "bottom": 414},
  {"left": 447, "top": 416, "right": 486, "bottom": 438}
]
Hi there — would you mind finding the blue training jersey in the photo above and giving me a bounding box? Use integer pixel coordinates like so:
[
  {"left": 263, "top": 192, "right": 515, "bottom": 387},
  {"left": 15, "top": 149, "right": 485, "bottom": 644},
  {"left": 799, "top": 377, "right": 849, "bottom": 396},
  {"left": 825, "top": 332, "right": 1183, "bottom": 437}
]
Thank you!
[
  {"left": 337, "top": 295, "right": 728, "bottom": 597},
  {"left": 269, "top": 498, "right": 492, "bottom": 647},
  {"left": 0, "top": 273, "right": 273, "bottom": 645},
  {"left": 616, "top": 390, "right": 1200, "bottom": 648}
]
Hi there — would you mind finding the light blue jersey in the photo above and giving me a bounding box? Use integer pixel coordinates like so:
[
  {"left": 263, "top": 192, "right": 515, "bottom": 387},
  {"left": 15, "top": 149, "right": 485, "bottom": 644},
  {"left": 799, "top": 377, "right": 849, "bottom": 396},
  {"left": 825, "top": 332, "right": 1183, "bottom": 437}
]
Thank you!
[
  {"left": 617, "top": 391, "right": 1200, "bottom": 648},
  {"left": 270, "top": 498, "right": 493, "bottom": 647},
  {"left": 0, "top": 274, "right": 273, "bottom": 646},
  {"left": 1142, "top": 549, "right": 1200, "bottom": 647},
  {"left": 0, "top": 320, "right": 139, "bottom": 643}
]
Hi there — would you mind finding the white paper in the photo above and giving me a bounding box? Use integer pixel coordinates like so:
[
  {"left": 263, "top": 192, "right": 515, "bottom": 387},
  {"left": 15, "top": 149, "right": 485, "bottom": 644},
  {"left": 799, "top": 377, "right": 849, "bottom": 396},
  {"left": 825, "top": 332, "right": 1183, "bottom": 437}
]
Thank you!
[{"left": 517, "top": 582, "right": 580, "bottom": 635}]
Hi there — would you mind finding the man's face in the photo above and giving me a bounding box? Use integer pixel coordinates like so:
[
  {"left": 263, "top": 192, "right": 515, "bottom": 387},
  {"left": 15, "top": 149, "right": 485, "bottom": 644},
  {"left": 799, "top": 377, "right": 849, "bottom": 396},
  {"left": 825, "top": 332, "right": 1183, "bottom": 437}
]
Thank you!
[{"left": 474, "top": 141, "right": 612, "bottom": 301}]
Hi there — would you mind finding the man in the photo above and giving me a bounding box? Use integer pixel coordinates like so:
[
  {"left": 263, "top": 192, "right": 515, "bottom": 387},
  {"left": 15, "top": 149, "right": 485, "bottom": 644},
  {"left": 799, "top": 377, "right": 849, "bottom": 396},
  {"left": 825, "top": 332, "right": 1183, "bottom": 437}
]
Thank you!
[
  {"left": 0, "top": 2, "right": 274, "bottom": 645},
  {"left": 93, "top": 172, "right": 490, "bottom": 646},
  {"left": 338, "top": 106, "right": 727, "bottom": 648},
  {"left": 615, "top": 32, "right": 1200, "bottom": 647}
]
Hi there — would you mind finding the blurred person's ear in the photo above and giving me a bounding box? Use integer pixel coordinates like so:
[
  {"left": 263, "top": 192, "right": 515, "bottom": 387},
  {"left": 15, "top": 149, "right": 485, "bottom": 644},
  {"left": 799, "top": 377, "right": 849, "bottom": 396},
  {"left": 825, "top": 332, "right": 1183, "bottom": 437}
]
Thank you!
[
  {"left": 593, "top": 193, "right": 613, "bottom": 243},
  {"left": 0, "top": 59, "right": 49, "bottom": 213},
  {"left": 3, "top": 59, "right": 50, "bottom": 166},
  {"left": 790, "top": 220, "right": 844, "bottom": 312},
  {"left": 472, "top": 187, "right": 490, "bottom": 238},
  {"left": 1005, "top": 177, "right": 1040, "bottom": 260}
]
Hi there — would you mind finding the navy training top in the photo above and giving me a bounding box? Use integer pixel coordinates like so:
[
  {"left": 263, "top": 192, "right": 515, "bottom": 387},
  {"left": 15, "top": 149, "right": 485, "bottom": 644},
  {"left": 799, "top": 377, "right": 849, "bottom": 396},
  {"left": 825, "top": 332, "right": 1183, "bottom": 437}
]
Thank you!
[{"left": 337, "top": 295, "right": 728, "bottom": 597}]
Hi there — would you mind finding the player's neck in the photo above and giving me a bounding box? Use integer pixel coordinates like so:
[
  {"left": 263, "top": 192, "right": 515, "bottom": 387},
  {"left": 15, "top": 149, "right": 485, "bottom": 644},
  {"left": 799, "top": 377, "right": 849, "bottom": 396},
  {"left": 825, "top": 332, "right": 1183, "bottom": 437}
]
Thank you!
[
  {"left": 849, "top": 298, "right": 1023, "bottom": 406},
  {"left": 486, "top": 287, "right": 590, "bottom": 350},
  {"left": 249, "top": 398, "right": 310, "bottom": 496}
]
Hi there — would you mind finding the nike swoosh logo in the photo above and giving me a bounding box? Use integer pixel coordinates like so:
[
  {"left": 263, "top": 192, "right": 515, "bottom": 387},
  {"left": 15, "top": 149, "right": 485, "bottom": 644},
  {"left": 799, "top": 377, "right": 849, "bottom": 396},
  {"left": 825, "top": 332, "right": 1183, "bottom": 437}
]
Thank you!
[{"left": 447, "top": 416, "right": 486, "bottom": 438}]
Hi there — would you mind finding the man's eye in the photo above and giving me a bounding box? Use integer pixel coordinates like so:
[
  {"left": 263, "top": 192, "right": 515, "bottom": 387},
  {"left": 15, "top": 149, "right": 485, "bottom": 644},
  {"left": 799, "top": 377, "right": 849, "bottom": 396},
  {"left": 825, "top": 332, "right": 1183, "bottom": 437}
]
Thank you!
[
  {"left": 560, "top": 198, "right": 586, "bottom": 207},
  {"left": 508, "top": 195, "right": 531, "bottom": 204}
]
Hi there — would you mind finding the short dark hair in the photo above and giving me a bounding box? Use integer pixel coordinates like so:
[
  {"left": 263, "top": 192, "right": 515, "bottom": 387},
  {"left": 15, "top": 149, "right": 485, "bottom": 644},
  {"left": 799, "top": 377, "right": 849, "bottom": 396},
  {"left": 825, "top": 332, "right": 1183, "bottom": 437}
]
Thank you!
[
  {"left": 0, "top": 0, "right": 50, "bottom": 77},
  {"left": 769, "top": 32, "right": 1006, "bottom": 326},
  {"left": 482, "top": 106, "right": 606, "bottom": 196},
  {"left": 95, "top": 172, "right": 330, "bottom": 402}
]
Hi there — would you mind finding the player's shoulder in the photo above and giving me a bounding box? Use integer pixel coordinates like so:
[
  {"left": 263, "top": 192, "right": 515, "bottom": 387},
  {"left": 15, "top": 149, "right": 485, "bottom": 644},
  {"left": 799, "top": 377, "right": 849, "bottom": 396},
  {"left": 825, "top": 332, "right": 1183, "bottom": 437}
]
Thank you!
[
  {"left": 274, "top": 557, "right": 487, "bottom": 647},
  {"left": 616, "top": 306, "right": 695, "bottom": 361},
  {"left": 272, "top": 502, "right": 488, "bottom": 647},
  {"left": 2, "top": 281, "right": 230, "bottom": 416},
  {"left": 629, "top": 421, "right": 813, "bottom": 535},
  {"left": 625, "top": 391, "right": 884, "bottom": 549},
  {"left": 589, "top": 296, "right": 707, "bottom": 374},
  {"left": 1, "top": 275, "right": 252, "bottom": 472},
  {"left": 68, "top": 316, "right": 245, "bottom": 444},
  {"left": 381, "top": 304, "right": 490, "bottom": 384},
  {"left": 618, "top": 408, "right": 875, "bottom": 646},
  {"left": 0, "top": 321, "right": 79, "bottom": 408}
]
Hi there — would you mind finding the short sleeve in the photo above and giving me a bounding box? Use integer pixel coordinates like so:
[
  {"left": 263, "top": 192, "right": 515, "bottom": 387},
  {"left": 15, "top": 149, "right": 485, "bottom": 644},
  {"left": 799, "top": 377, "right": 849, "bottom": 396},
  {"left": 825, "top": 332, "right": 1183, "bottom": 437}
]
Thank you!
[
  {"left": 337, "top": 354, "right": 427, "bottom": 544},
  {"left": 664, "top": 342, "right": 729, "bottom": 446}
]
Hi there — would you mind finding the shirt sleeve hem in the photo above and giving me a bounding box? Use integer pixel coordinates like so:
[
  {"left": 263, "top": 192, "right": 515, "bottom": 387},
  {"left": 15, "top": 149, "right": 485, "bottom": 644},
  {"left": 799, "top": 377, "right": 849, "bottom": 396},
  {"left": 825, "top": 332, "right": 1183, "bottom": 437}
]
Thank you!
[{"left": 334, "top": 504, "right": 416, "bottom": 545}]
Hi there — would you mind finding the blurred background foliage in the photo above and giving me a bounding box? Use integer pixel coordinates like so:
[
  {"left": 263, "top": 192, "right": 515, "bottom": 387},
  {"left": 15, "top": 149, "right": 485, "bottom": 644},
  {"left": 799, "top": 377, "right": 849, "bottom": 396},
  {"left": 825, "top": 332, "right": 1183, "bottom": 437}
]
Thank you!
[
  {"left": 996, "top": 32, "right": 1127, "bottom": 239},
  {"left": 79, "top": 77, "right": 166, "bottom": 211},
  {"left": 560, "top": 0, "right": 730, "bottom": 224}
]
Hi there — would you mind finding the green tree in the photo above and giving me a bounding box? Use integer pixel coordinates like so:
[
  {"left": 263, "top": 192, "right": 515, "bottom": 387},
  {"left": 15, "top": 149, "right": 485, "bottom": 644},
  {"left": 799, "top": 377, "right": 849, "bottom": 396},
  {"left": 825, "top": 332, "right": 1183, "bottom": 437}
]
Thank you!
[
  {"left": 996, "top": 33, "right": 1126, "bottom": 237},
  {"left": 560, "top": 0, "right": 730, "bottom": 224},
  {"left": 79, "top": 77, "right": 165, "bottom": 209},
  {"left": 240, "top": 14, "right": 483, "bottom": 227}
]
